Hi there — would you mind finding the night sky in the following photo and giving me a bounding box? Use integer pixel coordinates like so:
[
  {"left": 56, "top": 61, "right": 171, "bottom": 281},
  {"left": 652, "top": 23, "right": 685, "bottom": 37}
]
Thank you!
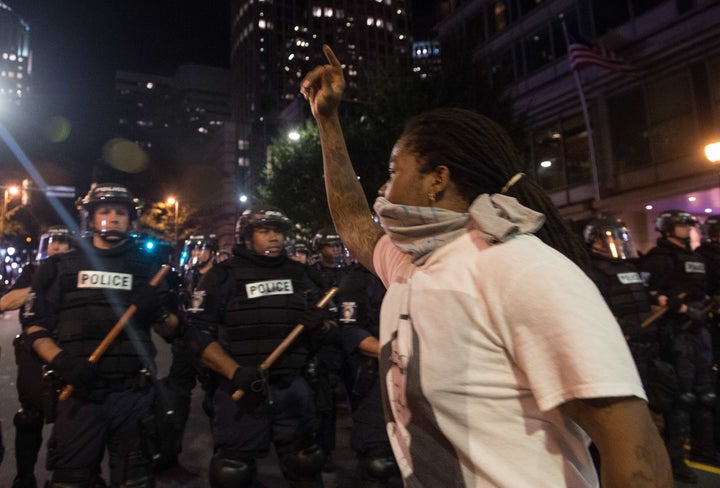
[{"left": 4, "top": 0, "right": 435, "bottom": 191}]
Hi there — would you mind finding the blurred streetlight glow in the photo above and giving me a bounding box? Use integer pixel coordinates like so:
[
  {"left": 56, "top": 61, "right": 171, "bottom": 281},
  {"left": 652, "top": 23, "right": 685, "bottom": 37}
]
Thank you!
[
  {"left": 288, "top": 130, "right": 300, "bottom": 141},
  {"left": 166, "top": 196, "right": 179, "bottom": 244},
  {"left": 706, "top": 142, "right": 720, "bottom": 163}
]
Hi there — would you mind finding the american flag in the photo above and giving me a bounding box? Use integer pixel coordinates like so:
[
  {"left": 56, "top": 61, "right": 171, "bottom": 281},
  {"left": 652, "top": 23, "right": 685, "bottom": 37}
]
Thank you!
[{"left": 568, "top": 34, "right": 640, "bottom": 76}]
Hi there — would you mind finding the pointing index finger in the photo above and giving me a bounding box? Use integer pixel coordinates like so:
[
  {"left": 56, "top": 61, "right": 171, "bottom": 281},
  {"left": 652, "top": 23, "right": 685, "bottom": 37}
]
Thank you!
[{"left": 322, "top": 44, "right": 342, "bottom": 68}]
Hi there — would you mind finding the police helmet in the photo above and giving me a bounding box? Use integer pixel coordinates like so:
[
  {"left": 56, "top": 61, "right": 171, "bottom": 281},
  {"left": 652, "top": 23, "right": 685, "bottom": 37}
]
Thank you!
[
  {"left": 235, "top": 207, "right": 292, "bottom": 246},
  {"left": 654, "top": 210, "right": 698, "bottom": 235},
  {"left": 179, "top": 233, "right": 219, "bottom": 269},
  {"left": 36, "top": 225, "right": 73, "bottom": 261},
  {"left": 583, "top": 216, "right": 638, "bottom": 260},
  {"left": 311, "top": 227, "right": 343, "bottom": 253},
  {"left": 294, "top": 241, "right": 309, "bottom": 256},
  {"left": 702, "top": 214, "right": 720, "bottom": 241},
  {"left": 79, "top": 183, "right": 139, "bottom": 220}
]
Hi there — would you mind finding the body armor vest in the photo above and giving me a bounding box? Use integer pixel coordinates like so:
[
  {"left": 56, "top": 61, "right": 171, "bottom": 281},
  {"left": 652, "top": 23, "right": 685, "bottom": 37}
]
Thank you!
[
  {"left": 54, "top": 240, "right": 157, "bottom": 385},
  {"left": 695, "top": 242, "right": 720, "bottom": 295},
  {"left": 645, "top": 242, "right": 707, "bottom": 302},
  {"left": 220, "top": 253, "right": 309, "bottom": 380},
  {"left": 590, "top": 256, "right": 654, "bottom": 339}
]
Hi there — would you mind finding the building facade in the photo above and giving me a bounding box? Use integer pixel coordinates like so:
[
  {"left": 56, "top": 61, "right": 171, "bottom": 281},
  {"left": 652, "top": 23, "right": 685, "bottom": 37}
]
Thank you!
[
  {"left": 0, "top": 1, "right": 30, "bottom": 110},
  {"left": 437, "top": 0, "right": 720, "bottom": 251},
  {"left": 114, "top": 65, "right": 236, "bottom": 249},
  {"left": 229, "top": 0, "right": 413, "bottom": 203}
]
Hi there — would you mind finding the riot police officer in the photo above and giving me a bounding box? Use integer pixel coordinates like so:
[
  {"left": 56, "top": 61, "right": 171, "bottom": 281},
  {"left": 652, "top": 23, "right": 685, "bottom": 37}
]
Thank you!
[
  {"left": 185, "top": 206, "right": 327, "bottom": 488},
  {"left": 22, "top": 183, "right": 181, "bottom": 487},
  {"left": 179, "top": 233, "right": 219, "bottom": 306},
  {"left": 640, "top": 209, "right": 718, "bottom": 481},
  {"left": 584, "top": 217, "right": 669, "bottom": 403},
  {"left": 696, "top": 214, "right": 720, "bottom": 450},
  {"left": 307, "top": 227, "right": 349, "bottom": 472},
  {"left": 0, "top": 226, "right": 72, "bottom": 488},
  {"left": 335, "top": 262, "right": 400, "bottom": 487},
  {"left": 155, "top": 232, "right": 220, "bottom": 470}
]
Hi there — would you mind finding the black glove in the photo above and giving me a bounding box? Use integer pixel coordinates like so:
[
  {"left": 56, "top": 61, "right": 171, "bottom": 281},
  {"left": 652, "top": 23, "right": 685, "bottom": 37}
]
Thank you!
[
  {"left": 666, "top": 296, "right": 684, "bottom": 313},
  {"left": 685, "top": 306, "right": 707, "bottom": 323},
  {"left": 300, "top": 305, "right": 326, "bottom": 332},
  {"left": 231, "top": 366, "right": 264, "bottom": 395},
  {"left": 50, "top": 351, "right": 100, "bottom": 388},
  {"left": 131, "top": 282, "right": 161, "bottom": 322}
]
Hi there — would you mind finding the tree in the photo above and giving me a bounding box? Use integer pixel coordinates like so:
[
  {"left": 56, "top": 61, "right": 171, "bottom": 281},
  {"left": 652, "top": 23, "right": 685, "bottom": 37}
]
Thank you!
[
  {"left": 258, "top": 60, "right": 525, "bottom": 231},
  {"left": 257, "top": 120, "right": 330, "bottom": 235}
]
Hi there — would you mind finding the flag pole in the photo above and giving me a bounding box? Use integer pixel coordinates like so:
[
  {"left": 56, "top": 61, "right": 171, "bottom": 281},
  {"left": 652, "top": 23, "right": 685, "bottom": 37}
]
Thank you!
[{"left": 560, "top": 15, "right": 600, "bottom": 203}]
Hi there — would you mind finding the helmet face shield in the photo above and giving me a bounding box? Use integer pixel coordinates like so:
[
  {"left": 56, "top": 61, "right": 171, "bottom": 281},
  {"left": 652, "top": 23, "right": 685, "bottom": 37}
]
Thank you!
[
  {"left": 584, "top": 217, "right": 637, "bottom": 260},
  {"left": 79, "top": 183, "right": 139, "bottom": 242},
  {"left": 599, "top": 226, "right": 638, "bottom": 259},
  {"left": 236, "top": 207, "right": 292, "bottom": 248},
  {"left": 36, "top": 226, "right": 73, "bottom": 261},
  {"left": 179, "top": 234, "right": 219, "bottom": 269}
]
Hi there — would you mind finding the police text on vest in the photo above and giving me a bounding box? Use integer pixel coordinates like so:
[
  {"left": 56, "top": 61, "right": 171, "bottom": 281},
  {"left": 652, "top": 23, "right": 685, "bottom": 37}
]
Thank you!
[
  {"left": 77, "top": 271, "right": 133, "bottom": 290},
  {"left": 246, "top": 279, "right": 293, "bottom": 299}
]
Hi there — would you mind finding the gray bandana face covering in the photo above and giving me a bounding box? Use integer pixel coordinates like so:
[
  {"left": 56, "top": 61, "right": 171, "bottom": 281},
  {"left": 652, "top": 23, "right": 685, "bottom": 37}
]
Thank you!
[{"left": 373, "top": 194, "right": 546, "bottom": 265}]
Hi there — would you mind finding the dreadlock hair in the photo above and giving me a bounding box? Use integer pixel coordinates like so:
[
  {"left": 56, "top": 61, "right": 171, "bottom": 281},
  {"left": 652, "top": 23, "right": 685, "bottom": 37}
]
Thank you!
[{"left": 399, "top": 107, "right": 591, "bottom": 271}]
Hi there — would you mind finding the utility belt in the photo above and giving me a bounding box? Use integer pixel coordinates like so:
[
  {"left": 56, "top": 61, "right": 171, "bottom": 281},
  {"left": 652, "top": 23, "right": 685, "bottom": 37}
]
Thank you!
[{"left": 43, "top": 365, "right": 152, "bottom": 409}]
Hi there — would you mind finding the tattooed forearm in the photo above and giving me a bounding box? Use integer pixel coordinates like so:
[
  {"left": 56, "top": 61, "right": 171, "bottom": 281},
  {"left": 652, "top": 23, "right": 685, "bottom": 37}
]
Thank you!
[{"left": 317, "top": 115, "right": 383, "bottom": 273}]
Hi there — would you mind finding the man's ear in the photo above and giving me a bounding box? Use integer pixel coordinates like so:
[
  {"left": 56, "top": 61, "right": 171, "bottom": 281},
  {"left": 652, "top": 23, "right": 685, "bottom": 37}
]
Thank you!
[{"left": 432, "top": 165, "right": 452, "bottom": 193}]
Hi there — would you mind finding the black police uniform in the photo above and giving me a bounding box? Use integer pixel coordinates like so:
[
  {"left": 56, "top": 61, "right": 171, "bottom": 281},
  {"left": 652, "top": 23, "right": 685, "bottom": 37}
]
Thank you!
[
  {"left": 336, "top": 264, "right": 400, "bottom": 487},
  {"left": 695, "top": 238, "right": 720, "bottom": 449},
  {"left": 28, "top": 239, "right": 166, "bottom": 487},
  {"left": 640, "top": 237, "right": 716, "bottom": 466},
  {"left": 187, "top": 245, "right": 325, "bottom": 488},
  {"left": 587, "top": 254, "right": 673, "bottom": 410},
  {"left": 306, "top": 259, "right": 348, "bottom": 465},
  {"left": 153, "top": 263, "right": 213, "bottom": 470},
  {"left": 7, "top": 263, "right": 45, "bottom": 488}
]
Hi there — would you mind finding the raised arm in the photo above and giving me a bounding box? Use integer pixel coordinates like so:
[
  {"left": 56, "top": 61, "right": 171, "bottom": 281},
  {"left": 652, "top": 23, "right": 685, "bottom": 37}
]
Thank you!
[{"left": 301, "top": 45, "right": 384, "bottom": 274}]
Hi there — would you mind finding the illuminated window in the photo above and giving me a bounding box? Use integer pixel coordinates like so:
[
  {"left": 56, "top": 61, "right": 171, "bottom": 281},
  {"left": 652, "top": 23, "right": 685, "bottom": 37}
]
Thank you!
[
  {"left": 258, "top": 19, "right": 266, "bottom": 28},
  {"left": 312, "top": 7, "right": 322, "bottom": 17},
  {"left": 367, "top": 17, "right": 374, "bottom": 26},
  {"left": 324, "top": 7, "right": 333, "bottom": 17}
]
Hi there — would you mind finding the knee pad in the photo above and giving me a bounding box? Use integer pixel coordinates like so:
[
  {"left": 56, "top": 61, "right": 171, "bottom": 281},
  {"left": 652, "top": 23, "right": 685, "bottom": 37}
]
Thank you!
[
  {"left": 279, "top": 443, "right": 325, "bottom": 479},
  {"left": 122, "top": 475, "right": 154, "bottom": 488},
  {"left": 698, "top": 391, "right": 717, "bottom": 407},
  {"left": 359, "top": 450, "right": 399, "bottom": 482},
  {"left": 209, "top": 451, "right": 257, "bottom": 488},
  {"left": 14, "top": 407, "right": 43, "bottom": 430}
]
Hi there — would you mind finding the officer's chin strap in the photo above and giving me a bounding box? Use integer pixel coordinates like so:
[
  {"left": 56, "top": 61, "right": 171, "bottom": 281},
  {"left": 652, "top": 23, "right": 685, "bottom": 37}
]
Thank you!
[
  {"left": 251, "top": 367, "right": 273, "bottom": 405},
  {"left": 96, "top": 229, "right": 128, "bottom": 243}
]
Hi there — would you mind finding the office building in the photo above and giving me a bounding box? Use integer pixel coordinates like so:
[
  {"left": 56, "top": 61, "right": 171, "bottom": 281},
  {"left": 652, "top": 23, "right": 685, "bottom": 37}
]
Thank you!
[
  {"left": 0, "top": 1, "right": 30, "bottom": 110},
  {"left": 114, "top": 65, "right": 236, "bottom": 247},
  {"left": 229, "top": 0, "right": 413, "bottom": 200},
  {"left": 437, "top": 0, "right": 720, "bottom": 250}
]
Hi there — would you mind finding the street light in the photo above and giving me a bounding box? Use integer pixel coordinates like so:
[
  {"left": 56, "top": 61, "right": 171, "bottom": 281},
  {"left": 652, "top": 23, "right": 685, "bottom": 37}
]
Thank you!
[
  {"left": 166, "top": 196, "right": 179, "bottom": 244},
  {"left": 1, "top": 184, "right": 19, "bottom": 240},
  {"left": 706, "top": 141, "right": 720, "bottom": 163}
]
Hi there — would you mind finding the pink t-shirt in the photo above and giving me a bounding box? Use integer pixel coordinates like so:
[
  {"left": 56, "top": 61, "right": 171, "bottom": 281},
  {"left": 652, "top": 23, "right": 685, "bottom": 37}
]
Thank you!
[{"left": 373, "top": 231, "right": 645, "bottom": 487}]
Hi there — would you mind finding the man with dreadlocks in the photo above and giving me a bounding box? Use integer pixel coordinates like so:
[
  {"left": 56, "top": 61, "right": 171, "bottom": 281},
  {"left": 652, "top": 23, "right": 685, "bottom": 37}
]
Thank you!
[{"left": 300, "top": 45, "right": 671, "bottom": 487}]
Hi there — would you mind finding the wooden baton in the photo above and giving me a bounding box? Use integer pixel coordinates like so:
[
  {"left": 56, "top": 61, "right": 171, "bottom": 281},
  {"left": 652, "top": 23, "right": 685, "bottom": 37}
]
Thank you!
[
  {"left": 231, "top": 286, "right": 339, "bottom": 401},
  {"left": 640, "top": 292, "right": 687, "bottom": 328},
  {"left": 58, "top": 264, "right": 171, "bottom": 400}
]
